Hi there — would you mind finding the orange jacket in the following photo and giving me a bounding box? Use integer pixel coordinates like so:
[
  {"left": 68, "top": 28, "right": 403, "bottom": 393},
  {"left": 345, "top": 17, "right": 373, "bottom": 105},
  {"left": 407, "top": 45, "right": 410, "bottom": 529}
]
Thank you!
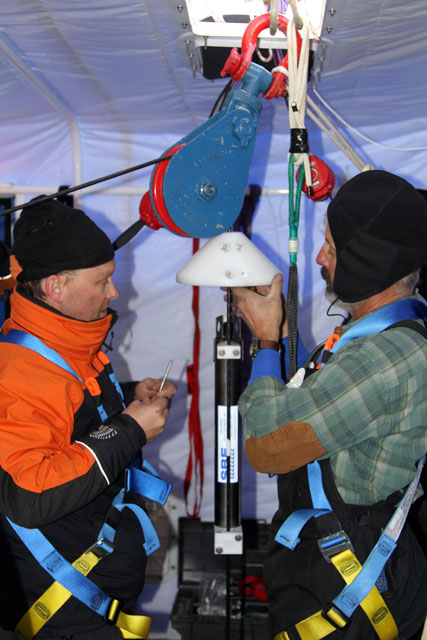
[
  {"left": 0, "top": 289, "right": 148, "bottom": 631},
  {"left": 0, "top": 288, "right": 146, "bottom": 527}
]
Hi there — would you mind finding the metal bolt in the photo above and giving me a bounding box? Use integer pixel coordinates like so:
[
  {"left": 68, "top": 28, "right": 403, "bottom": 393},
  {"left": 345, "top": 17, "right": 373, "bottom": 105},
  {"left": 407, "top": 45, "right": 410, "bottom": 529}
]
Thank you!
[
  {"left": 235, "top": 242, "right": 244, "bottom": 252},
  {"left": 216, "top": 547, "right": 223, "bottom": 554},
  {"left": 177, "top": 4, "right": 183, "bottom": 12},
  {"left": 233, "top": 350, "right": 240, "bottom": 357},
  {"left": 329, "top": 8, "right": 336, "bottom": 16},
  {"left": 181, "top": 22, "right": 188, "bottom": 28},
  {"left": 199, "top": 180, "right": 217, "bottom": 200},
  {"left": 225, "top": 271, "right": 234, "bottom": 279},
  {"left": 219, "top": 349, "right": 226, "bottom": 356},
  {"left": 232, "top": 115, "right": 256, "bottom": 146},
  {"left": 220, "top": 242, "right": 230, "bottom": 252},
  {"left": 235, "top": 534, "right": 242, "bottom": 541},
  {"left": 326, "top": 25, "right": 333, "bottom": 33}
]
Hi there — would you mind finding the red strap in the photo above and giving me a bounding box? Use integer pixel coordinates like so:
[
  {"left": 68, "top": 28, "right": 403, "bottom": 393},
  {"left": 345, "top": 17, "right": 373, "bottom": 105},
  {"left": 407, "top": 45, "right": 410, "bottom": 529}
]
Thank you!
[{"left": 184, "top": 238, "right": 204, "bottom": 517}]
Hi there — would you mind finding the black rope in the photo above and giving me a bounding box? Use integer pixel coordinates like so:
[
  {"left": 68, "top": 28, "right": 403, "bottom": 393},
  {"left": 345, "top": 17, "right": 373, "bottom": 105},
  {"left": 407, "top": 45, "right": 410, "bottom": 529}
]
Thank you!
[
  {"left": 0, "top": 154, "right": 172, "bottom": 217},
  {"left": 287, "top": 264, "right": 299, "bottom": 378}
]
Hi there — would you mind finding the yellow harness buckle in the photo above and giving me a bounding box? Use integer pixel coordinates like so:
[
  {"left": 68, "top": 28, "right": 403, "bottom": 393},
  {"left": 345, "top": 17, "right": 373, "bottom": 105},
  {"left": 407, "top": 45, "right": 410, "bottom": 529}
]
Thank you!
[
  {"left": 321, "top": 603, "right": 348, "bottom": 629},
  {"left": 105, "top": 598, "right": 121, "bottom": 625}
]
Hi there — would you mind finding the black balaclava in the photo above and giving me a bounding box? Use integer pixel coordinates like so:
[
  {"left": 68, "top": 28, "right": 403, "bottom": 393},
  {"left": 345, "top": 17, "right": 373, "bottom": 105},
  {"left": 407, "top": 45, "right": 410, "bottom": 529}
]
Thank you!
[
  {"left": 13, "top": 197, "right": 114, "bottom": 281},
  {"left": 327, "top": 170, "right": 427, "bottom": 303}
]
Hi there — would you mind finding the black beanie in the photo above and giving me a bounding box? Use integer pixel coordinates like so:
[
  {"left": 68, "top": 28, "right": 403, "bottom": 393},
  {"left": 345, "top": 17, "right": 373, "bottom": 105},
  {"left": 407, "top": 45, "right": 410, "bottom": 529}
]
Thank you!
[
  {"left": 327, "top": 170, "right": 427, "bottom": 303},
  {"left": 13, "top": 197, "right": 114, "bottom": 281}
]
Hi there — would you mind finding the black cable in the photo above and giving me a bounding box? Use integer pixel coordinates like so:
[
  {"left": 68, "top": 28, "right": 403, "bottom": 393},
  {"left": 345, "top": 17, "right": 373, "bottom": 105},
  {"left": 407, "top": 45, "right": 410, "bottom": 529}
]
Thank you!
[
  {"left": 326, "top": 297, "right": 347, "bottom": 322},
  {"left": 0, "top": 154, "right": 172, "bottom": 218},
  {"left": 209, "top": 78, "right": 235, "bottom": 118}
]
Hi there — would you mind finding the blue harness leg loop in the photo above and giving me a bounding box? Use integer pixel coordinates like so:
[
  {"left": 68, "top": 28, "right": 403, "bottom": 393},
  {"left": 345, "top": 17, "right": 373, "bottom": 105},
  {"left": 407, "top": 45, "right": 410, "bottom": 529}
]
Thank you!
[
  {"left": 126, "top": 465, "right": 172, "bottom": 505},
  {"left": 98, "top": 489, "right": 161, "bottom": 556},
  {"left": 6, "top": 518, "right": 112, "bottom": 616},
  {"left": 275, "top": 461, "right": 334, "bottom": 550},
  {"left": 275, "top": 507, "right": 331, "bottom": 550}
]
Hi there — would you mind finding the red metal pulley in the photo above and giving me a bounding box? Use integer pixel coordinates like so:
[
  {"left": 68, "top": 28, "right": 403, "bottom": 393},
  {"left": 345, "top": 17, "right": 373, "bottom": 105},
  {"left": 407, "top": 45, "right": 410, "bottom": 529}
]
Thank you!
[
  {"left": 297, "top": 154, "right": 335, "bottom": 201},
  {"left": 150, "top": 143, "right": 190, "bottom": 237},
  {"left": 139, "top": 191, "right": 162, "bottom": 230}
]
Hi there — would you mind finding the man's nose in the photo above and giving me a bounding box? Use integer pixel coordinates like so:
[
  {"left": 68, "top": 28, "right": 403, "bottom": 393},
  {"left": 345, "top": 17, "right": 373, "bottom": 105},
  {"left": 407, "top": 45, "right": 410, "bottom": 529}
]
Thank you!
[
  {"left": 108, "top": 281, "right": 119, "bottom": 300},
  {"left": 316, "top": 244, "right": 328, "bottom": 267}
]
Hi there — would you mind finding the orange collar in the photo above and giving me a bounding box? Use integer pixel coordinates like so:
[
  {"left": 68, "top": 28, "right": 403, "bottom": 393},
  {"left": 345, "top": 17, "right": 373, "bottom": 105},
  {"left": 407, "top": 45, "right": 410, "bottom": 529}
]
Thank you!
[{"left": 4, "top": 289, "right": 115, "bottom": 361}]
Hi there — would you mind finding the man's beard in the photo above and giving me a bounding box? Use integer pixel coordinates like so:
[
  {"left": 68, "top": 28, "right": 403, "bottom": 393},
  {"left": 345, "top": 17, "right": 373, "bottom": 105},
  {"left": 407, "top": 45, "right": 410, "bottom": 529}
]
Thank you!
[{"left": 320, "top": 267, "right": 355, "bottom": 313}]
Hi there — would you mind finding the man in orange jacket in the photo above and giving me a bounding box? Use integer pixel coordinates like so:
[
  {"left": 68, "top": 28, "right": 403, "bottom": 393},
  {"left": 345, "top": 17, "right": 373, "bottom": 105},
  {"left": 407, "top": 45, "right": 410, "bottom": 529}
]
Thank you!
[{"left": 0, "top": 197, "right": 176, "bottom": 639}]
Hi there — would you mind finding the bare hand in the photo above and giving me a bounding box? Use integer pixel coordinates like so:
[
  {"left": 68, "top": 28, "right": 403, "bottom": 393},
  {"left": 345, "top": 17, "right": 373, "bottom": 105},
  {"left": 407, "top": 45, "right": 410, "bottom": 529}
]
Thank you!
[
  {"left": 134, "top": 377, "right": 176, "bottom": 404},
  {"left": 123, "top": 396, "right": 170, "bottom": 443},
  {"left": 230, "top": 273, "right": 286, "bottom": 340}
]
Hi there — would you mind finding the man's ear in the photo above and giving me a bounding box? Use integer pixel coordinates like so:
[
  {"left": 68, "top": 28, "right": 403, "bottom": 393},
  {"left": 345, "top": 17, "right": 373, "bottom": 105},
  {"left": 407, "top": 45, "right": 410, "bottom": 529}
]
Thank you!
[{"left": 43, "top": 274, "right": 65, "bottom": 304}]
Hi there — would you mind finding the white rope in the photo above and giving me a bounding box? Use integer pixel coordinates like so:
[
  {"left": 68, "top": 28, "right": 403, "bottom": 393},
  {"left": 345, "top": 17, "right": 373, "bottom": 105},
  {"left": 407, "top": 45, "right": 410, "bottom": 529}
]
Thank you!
[
  {"left": 306, "top": 98, "right": 370, "bottom": 171},
  {"left": 289, "top": 0, "right": 303, "bottom": 31},
  {"left": 312, "top": 83, "right": 427, "bottom": 152},
  {"left": 287, "top": 18, "right": 312, "bottom": 186}
]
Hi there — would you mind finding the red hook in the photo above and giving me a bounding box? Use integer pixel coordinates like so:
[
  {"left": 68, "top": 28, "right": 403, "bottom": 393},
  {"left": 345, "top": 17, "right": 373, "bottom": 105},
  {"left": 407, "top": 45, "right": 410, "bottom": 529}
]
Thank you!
[{"left": 221, "top": 13, "right": 302, "bottom": 100}]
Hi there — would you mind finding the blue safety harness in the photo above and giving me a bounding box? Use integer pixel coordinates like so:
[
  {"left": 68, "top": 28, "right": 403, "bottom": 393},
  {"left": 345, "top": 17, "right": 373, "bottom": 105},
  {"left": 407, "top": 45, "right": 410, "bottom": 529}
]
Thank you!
[
  {"left": 275, "top": 298, "right": 427, "bottom": 633},
  {"left": 0, "top": 329, "right": 172, "bottom": 623}
]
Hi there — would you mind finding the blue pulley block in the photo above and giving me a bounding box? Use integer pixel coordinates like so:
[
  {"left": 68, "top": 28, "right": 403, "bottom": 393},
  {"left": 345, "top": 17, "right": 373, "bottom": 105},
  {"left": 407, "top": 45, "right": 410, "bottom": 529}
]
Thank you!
[{"left": 149, "top": 63, "right": 272, "bottom": 238}]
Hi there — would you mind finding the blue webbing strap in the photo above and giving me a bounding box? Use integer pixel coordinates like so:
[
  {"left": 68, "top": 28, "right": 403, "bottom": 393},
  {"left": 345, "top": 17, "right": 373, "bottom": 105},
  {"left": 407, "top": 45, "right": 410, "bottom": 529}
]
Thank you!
[
  {"left": 329, "top": 298, "right": 427, "bottom": 356},
  {"left": 275, "top": 507, "right": 330, "bottom": 550},
  {"left": 126, "top": 466, "right": 172, "bottom": 506},
  {"left": 98, "top": 488, "right": 160, "bottom": 556},
  {"left": 0, "top": 330, "right": 83, "bottom": 382},
  {"left": 109, "top": 370, "right": 125, "bottom": 403},
  {"left": 275, "top": 461, "right": 333, "bottom": 549},
  {"left": 332, "top": 533, "right": 397, "bottom": 619},
  {"left": 6, "top": 518, "right": 112, "bottom": 616}
]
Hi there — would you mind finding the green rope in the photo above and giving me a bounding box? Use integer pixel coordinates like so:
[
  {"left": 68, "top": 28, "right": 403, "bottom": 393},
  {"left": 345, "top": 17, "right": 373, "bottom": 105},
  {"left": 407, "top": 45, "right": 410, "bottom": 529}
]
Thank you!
[
  {"left": 288, "top": 154, "right": 304, "bottom": 267},
  {"left": 287, "top": 154, "right": 305, "bottom": 377}
]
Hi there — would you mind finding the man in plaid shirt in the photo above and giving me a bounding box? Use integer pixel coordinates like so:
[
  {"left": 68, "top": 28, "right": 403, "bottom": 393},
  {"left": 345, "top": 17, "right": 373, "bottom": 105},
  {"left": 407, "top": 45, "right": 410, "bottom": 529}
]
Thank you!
[{"left": 232, "top": 170, "right": 427, "bottom": 640}]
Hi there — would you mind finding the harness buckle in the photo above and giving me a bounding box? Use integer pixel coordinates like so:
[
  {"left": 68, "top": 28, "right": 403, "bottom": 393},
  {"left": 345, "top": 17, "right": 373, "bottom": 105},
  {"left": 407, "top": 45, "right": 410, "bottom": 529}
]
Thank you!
[
  {"left": 84, "top": 537, "right": 115, "bottom": 558},
  {"left": 105, "top": 598, "right": 121, "bottom": 625},
  {"left": 321, "top": 602, "right": 349, "bottom": 629},
  {"left": 317, "top": 530, "right": 354, "bottom": 563}
]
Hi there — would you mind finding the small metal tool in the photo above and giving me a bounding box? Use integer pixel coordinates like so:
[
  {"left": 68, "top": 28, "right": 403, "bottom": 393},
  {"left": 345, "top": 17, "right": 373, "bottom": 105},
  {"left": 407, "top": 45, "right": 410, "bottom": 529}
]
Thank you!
[{"left": 159, "top": 360, "right": 173, "bottom": 391}]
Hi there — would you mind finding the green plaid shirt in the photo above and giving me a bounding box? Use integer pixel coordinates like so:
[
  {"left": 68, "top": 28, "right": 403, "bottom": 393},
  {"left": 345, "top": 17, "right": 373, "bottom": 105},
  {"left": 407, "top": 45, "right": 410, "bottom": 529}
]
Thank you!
[{"left": 239, "top": 311, "right": 427, "bottom": 505}]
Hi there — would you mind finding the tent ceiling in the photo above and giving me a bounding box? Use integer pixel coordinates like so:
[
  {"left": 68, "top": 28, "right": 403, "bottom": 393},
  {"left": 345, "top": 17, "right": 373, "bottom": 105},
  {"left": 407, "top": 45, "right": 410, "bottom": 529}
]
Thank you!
[{"left": 0, "top": 0, "right": 426, "bottom": 152}]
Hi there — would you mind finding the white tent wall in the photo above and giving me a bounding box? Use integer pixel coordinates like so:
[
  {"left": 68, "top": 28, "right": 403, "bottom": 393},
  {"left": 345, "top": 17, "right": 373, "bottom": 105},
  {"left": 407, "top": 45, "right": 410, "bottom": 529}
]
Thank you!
[{"left": 1, "top": 0, "right": 427, "bottom": 637}]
